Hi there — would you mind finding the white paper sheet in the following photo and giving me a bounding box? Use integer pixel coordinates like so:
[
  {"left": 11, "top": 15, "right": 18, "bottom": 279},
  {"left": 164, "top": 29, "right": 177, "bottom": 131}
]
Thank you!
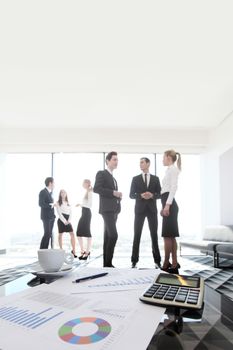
[
  {"left": 0, "top": 269, "right": 165, "bottom": 350},
  {"left": 45, "top": 267, "right": 161, "bottom": 294}
]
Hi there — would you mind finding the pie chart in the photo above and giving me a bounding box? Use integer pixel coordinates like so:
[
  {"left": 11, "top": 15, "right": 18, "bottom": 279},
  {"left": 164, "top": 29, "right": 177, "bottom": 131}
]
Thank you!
[{"left": 58, "top": 317, "right": 111, "bottom": 344}]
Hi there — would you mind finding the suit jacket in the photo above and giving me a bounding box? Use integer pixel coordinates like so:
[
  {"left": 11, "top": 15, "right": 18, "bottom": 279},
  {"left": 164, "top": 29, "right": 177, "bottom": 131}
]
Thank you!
[
  {"left": 39, "top": 188, "right": 55, "bottom": 220},
  {"left": 94, "top": 170, "right": 121, "bottom": 214},
  {"left": 129, "top": 174, "right": 161, "bottom": 214}
]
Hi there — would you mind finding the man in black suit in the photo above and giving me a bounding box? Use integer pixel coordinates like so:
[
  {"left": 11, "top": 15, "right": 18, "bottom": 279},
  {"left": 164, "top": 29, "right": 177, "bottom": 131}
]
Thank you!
[
  {"left": 130, "top": 157, "right": 161, "bottom": 268},
  {"left": 94, "top": 151, "right": 122, "bottom": 267},
  {"left": 39, "top": 177, "right": 56, "bottom": 249}
]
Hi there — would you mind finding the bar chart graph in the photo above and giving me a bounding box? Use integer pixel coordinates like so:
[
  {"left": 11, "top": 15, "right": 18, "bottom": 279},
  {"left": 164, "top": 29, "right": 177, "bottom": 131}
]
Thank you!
[
  {"left": 0, "top": 305, "right": 64, "bottom": 329},
  {"left": 88, "top": 275, "right": 155, "bottom": 288}
]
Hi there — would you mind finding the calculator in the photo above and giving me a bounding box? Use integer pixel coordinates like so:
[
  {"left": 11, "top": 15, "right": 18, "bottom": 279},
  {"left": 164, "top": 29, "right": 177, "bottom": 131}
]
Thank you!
[{"left": 140, "top": 273, "right": 204, "bottom": 310}]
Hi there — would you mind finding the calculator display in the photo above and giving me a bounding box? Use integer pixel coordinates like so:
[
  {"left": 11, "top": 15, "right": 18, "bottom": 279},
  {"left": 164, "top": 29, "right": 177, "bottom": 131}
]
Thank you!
[{"left": 156, "top": 273, "right": 200, "bottom": 288}]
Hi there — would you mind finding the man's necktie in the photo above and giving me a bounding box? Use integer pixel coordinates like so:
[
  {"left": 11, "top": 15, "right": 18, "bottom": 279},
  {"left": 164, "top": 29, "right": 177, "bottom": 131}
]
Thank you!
[{"left": 145, "top": 173, "right": 148, "bottom": 188}]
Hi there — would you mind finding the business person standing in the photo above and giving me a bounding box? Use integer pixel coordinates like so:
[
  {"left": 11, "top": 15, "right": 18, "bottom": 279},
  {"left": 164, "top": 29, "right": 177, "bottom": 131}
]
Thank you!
[
  {"left": 94, "top": 151, "right": 122, "bottom": 267},
  {"left": 161, "top": 149, "right": 181, "bottom": 274},
  {"left": 130, "top": 157, "right": 161, "bottom": 268},
  {"left": 39, "top": 177, "right": 56, "bottom": 249}
]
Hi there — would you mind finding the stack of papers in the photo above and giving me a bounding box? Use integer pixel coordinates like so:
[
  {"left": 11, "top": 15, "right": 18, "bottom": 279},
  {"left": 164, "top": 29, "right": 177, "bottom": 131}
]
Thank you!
[{"left": 0, "top": 268, "right": 165, "bottom": 350}]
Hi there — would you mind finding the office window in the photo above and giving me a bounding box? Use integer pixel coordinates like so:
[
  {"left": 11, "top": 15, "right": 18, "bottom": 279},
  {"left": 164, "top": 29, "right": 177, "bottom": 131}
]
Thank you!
[
  {"left": 53, "top": 153, "right": 104, "bottom": 250},
  {"left": 5, "top": 154, "right": 52, "bottom": 246},
  {"left": 4, "top": 152, "right": 202, "bottom": 253}
]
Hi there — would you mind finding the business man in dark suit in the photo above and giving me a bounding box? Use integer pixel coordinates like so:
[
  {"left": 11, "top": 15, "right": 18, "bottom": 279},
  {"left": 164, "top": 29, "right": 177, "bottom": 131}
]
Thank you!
[
  {"left": 94, "top": 151, "right": 122, "bottom": 267},
  {"left": 39, "top": 177, "right": 56, "bottom": 249},
  {"left": 130, "top": 157, "right": 161, "bottom": 268}
]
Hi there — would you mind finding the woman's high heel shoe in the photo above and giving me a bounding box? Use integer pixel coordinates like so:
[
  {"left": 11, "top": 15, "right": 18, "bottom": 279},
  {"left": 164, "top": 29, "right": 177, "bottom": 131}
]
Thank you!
[
  {"left": 161, "top": 262, "right": 172, "bottom": 271},
  {"left": 81, "top": 252, "right": 90, "bottom": 261},
  {"left": 168, "top": 263, "right": 180, "bottom": 274},
  {"left": 71, "top": 250, "right": 77, "bottom": 258},
  {"left": 79, "top": 252, "right": 86, "bottom": 260}
]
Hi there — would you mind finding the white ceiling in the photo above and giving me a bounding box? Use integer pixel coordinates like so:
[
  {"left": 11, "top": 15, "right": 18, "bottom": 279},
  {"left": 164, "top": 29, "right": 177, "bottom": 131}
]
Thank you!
[{"left": 0, "top": 0, "right": 233, "bottom": 129}]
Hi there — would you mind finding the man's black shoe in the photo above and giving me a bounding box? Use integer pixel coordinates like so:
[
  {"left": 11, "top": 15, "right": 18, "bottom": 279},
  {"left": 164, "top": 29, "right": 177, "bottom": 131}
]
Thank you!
[{"left": 131, "top": 262, "right": 137, "bottom": 268}]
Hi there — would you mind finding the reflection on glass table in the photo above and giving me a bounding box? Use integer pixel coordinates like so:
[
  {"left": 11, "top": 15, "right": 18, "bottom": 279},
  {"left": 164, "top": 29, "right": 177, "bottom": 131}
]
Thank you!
[
  {"left": 1, "top": 273, "right": 233, "bottom": 350},
  {"left": 0, "top": 273, "right": 59, "bottom": 297},
  {"left": 147, "top": 285, "right": 233, "bottom": 350}
]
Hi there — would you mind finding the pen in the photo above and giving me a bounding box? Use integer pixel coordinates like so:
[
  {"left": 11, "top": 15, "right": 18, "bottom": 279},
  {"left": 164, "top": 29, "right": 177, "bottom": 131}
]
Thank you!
[{"left": 72, "top": 272, "right": 108, "bottom": 283}]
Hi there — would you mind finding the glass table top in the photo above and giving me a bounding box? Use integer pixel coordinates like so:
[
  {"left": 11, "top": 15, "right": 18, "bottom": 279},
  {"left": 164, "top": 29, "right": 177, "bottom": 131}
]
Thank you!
[
  {"left": 147, "top": 284, "right": 233, "bottom": 350},
  {"left": 1, "top": 272, "right": 233, "bottom": 350}
]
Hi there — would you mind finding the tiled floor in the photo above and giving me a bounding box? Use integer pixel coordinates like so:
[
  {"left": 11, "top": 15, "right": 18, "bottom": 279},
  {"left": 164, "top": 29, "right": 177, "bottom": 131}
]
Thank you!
[
  {"left": 0, "top": 248, "right": 40, "bottom": 270},
  {"left": 1, "top": 245, "right": 233, "bottom": 302},
  {"left": 180, "top": 255, "right": 233, "bottom": 301},
  {"left": 0, "top": 242, "right": 164, "bottom": 270}
]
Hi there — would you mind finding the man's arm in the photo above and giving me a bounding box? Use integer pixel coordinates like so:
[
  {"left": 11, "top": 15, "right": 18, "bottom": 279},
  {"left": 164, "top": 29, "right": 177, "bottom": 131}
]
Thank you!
[
  {"left": 143, "top": 176, "right": 161, "bottom": 200},
  {"left": 129, "top": 177, "right": 142, "bottom": 200},
  {"left": 39, "top": 190, "right": 51, "bottom": 208},
  {"left": 93, "top": 171, "right": 115, "bottom": 198},
  {"left": 152, "top": 176, "right": 161, "bottom": 199}
]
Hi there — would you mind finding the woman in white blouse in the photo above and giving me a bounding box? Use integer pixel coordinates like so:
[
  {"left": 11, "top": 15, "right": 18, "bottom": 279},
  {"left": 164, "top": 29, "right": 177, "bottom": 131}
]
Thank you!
[
  {"left": 161, "top": 150, "right": 181, "bottom": 273},
  {"left": 76, "top": 179, "right": 93, "bottom": 260},
  {"left": 56, "top": 189, "right": 77, "bottom": 258}
]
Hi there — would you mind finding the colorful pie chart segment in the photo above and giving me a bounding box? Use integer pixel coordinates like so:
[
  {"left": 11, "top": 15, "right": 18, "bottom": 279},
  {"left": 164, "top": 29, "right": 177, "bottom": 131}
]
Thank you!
[{"left": 58, "top": 317, "right": 111, "bottom": 344}]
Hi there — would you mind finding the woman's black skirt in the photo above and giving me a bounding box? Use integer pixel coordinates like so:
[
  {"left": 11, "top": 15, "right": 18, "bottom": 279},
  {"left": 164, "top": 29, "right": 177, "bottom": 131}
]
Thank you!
[
  {"left": 161, "top": 192, "right": 179, "bottom": 237},
  {"left": 57, "top": 213, "right": 73, "bottom": 233},
  {"left": 76, "top": 207, "right": 92, "bottom": 237}
]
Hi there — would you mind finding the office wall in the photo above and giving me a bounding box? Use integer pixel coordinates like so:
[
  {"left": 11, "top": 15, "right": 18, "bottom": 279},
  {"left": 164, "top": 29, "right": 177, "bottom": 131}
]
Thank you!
[
  {"left": 203, "top": 112, "right": 233, "bottom": 227},
  {"left": 200, "top": 151, "right": 220, "bottom": 226},
  {"left": 220, "top": 147, "right": 233, "bottom": 225},
  {"left": 209, "top": 114, "right": 233, "bottom": 155},
  {"left": 0, "top": 154, "right": 8, "bottom": 252}
]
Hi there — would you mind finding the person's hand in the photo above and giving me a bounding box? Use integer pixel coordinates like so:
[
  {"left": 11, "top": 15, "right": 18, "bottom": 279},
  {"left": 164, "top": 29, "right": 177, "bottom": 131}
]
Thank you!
[
  {"left": 75, "top": 204, "right": 80, "bottom": 207},
  {"left": 141, "top": 192, "right": 153, "bottom": 200},
  {"left": 113, "top": 191, "right": 122, "bottom": 199},
  {"left": 162, "top": 204, "right": 170, "bottom": 216},
  {"left": 145, "top": 191, "right": 153, "bottom": 199}
]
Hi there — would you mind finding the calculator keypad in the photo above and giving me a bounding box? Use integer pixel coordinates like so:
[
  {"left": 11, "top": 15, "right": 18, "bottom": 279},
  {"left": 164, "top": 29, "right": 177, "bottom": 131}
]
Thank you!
[{"left": 143, "top": 283, "right": 200, "bottom": 305}]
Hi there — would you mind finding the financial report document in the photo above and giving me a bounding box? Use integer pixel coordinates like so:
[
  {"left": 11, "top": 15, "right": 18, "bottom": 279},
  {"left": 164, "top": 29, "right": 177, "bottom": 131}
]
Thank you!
[{"left": 0, "top": 268, "right": 165, "bottom": 350}]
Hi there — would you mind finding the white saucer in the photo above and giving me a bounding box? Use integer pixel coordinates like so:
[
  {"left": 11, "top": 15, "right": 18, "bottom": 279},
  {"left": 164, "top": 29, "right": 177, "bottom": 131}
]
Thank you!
[{"left": 32, "top": 265, "right": 74, "bottom": 278}]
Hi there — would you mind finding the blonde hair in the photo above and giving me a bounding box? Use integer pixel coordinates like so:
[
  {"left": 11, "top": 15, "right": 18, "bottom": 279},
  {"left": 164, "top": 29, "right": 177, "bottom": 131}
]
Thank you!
[{"left": 164, "top": 149, "right": 182, "bottom": 170}]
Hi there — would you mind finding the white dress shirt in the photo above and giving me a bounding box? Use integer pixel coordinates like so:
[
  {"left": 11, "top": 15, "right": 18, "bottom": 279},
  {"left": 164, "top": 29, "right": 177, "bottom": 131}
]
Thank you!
[
  {"left": 56, "top": 202, "right": 72, "bottom": 224},
  {"left": 107, "top": 167, "right": 117, "bottom": 190},
  {"left": 106, "top": 167, "right": 113, "bottom": 175},
  {"left": 142, "top": 172, "right": 150, "bottom": 187},
  {"left": 82, "top": 191, "right": 92, "bottom": 209},
  {"left": 161, "top": 164, "right": 180, "bottom": 205}
]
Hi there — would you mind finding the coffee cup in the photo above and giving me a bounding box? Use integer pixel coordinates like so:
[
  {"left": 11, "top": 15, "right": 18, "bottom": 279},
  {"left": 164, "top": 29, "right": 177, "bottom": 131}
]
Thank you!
[{"left": 38, "top": 249, "right": 74, "bottom": 272}]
